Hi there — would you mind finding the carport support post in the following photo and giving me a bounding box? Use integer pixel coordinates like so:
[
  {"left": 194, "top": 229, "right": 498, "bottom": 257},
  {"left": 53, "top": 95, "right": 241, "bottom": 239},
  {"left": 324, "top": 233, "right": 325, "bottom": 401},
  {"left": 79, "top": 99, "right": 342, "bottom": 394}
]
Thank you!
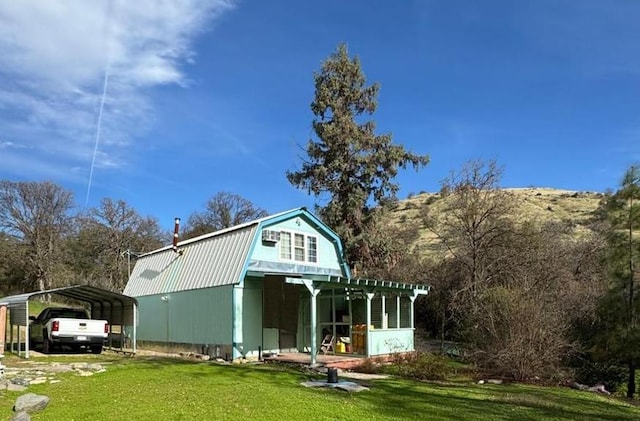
[
  {"left": 24, "top": 301, "right": 29, "bottom": 359},
  {"left": 17, "top": 316, "right": 21, "bottom": 358},
  {"left": 9, "top": 317, "right": 13, "bottom": 354},
  {"left": 0, "top": 304, "right": 6, "bottom": 355},
  {"left": 25, "top": 305, "right": 29, "bottom": 359},
  {"left": 132, "top": 302, "right": 137, "bottom": 354}
]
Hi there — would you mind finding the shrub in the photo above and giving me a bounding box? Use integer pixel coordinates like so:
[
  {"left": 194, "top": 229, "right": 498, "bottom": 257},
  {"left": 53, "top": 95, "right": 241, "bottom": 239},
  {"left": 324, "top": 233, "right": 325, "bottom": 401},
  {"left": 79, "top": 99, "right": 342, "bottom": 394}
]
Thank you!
[
  {"left": 573, "top": 360, "right": 627, "bottom": 393},
  {"left": 424, "top": 196, "right": 438, "bottom": 205},
  {"left": 353, "top": 357, "right": 384, "bottom": 374},
  {"left": 374, "top": 352, "right": 456, "bottom": 381}
]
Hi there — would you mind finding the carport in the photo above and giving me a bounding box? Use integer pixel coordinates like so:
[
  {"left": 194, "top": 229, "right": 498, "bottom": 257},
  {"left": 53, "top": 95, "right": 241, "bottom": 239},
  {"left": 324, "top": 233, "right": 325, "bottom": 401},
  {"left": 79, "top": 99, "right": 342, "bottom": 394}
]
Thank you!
[{"left": 0, "top": 285, "right": 137, "bottom": 358}]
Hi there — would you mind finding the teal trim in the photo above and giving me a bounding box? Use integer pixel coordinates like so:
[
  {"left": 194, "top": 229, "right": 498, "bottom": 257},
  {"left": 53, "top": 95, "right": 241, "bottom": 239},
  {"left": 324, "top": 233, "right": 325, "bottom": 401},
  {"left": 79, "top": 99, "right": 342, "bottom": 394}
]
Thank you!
[
  {"left": 237, "top": 222, "right": 263, "bottom": 287},
  {"left": 232, "top": 286, "right": 243, "bottom": 359}
]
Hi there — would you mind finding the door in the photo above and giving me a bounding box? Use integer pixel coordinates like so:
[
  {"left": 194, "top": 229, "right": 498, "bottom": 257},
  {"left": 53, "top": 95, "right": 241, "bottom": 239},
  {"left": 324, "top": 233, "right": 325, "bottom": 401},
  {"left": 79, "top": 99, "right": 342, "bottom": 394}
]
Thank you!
[{"left": 263, "top": 276, "right": 300, "bottom": 352}]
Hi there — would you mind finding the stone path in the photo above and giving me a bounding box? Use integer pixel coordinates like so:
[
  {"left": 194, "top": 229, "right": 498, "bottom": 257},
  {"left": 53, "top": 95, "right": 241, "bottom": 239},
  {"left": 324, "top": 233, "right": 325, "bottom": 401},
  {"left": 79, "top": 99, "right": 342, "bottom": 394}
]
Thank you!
[
  {"left": 1, "top": 360, "right": 108, "bottom": 419},
  {"left": 1, "top": 361, "right": 107, "bottom": 391}
]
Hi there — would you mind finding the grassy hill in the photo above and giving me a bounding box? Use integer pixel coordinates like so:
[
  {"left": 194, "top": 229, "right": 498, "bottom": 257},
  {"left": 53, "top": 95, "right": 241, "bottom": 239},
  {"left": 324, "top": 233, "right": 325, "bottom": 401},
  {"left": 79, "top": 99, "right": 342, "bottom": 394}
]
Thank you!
[{"left": 388, "top": 187, "right": 604, "bottom": 256}]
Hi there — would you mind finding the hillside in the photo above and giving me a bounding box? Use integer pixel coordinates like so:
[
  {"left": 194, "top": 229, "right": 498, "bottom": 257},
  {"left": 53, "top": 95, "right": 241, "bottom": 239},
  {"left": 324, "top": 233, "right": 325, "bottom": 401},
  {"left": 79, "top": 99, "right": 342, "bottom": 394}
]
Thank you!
[{"left": 389, "top": 187, "right": 604, "bottom": 256}]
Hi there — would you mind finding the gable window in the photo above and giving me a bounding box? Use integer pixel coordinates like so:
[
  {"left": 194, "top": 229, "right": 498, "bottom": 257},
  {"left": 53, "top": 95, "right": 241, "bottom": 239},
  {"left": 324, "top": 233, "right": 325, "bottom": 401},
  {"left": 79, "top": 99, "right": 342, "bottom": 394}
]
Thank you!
[
  {"left": 280, "top": 232, "right": 291, "bottom": 259},
  {"left": 279, "top": 230, "right": 318, "bottom": 264},
  {"left": 307, "top": 236, "right": 317, "bottom": 263},
  {"left": 294, "top": 233, "right": 305, "bottom": 261}
]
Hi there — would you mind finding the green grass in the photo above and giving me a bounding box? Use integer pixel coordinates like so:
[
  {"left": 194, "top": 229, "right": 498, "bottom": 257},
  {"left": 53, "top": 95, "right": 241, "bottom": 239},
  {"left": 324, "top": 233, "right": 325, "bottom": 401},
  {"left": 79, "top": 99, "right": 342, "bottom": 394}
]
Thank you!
[{"left": 1, "top": 355, "right": 639, "bottom": 420}]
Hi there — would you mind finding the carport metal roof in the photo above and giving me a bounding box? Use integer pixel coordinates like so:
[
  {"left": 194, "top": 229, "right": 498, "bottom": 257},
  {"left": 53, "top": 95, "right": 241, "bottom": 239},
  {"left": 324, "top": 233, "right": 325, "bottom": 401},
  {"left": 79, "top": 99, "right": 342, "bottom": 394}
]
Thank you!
[{"left": 0, "top": 285, "right": 137, "bottom": 358}]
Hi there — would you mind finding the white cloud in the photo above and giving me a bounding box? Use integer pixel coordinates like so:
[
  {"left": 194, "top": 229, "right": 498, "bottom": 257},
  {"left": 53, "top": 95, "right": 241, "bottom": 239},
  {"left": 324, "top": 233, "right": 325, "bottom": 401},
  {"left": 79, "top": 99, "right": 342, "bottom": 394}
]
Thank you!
[{"left": 0, "top": 0, "right": 234, "bottom": 179}]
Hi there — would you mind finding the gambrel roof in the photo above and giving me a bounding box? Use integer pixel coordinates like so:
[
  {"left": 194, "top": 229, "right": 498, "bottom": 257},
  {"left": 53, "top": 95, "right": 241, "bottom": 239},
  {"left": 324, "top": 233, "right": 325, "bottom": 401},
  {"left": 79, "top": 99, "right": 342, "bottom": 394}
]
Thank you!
[{"left": 123, "top": 208, "right": 349, "bottom": 297}]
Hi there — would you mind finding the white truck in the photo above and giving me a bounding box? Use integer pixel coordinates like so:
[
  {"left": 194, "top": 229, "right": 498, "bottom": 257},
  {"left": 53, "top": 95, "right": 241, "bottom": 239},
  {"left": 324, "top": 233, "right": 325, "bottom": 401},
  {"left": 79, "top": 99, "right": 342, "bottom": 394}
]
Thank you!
[{"left": 29, "top": 307, "right": 108, "bottom": 354}]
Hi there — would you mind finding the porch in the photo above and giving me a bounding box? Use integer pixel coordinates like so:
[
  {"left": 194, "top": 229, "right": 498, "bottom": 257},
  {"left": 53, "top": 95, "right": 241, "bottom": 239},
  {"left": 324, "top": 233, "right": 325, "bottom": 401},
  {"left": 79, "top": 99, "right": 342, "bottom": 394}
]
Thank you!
[{"left": 285, "top": 275, "right": 429, "bottom": 365}]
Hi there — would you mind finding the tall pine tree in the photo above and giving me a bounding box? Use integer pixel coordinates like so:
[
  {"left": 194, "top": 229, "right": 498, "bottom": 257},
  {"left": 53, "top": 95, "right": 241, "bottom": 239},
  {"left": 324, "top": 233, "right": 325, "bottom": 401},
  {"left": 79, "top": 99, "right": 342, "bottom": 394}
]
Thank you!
[
  {"left": 594, "top": 165, "right": 640, "bottom": 398},
  {"left": 287, "top": 43, "right": 429, "bottom": 273}
]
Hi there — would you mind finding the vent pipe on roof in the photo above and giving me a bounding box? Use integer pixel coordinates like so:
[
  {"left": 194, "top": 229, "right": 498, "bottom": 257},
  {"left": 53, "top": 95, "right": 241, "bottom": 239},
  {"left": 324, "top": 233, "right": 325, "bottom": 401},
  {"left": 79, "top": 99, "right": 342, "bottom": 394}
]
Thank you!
[{"left": 172, "top": 217, "right": 183, "bottom": 255}]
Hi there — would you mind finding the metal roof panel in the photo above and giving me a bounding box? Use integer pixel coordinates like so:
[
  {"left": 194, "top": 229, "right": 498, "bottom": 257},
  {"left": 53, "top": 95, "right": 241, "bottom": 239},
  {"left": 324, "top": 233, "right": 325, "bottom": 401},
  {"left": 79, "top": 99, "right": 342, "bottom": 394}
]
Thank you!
[{"left": 124, "top": 224, "right": 257, "bottom": 297}]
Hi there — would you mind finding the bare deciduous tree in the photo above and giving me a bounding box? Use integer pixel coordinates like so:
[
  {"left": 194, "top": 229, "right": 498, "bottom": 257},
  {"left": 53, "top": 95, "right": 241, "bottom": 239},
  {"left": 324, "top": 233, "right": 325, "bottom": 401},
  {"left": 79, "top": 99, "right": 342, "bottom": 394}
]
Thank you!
[
  {"left": 0, "top": 180, "right": 74, "bottom": 292},
  {"left": 70, "top": 198, "right": 164, "bottom": 291},
  {"left": 184, "top": 192, "right": 267, "bottom": 239},
  {"left": 423, "top": 159, "right": 516, "bottom": 310}
]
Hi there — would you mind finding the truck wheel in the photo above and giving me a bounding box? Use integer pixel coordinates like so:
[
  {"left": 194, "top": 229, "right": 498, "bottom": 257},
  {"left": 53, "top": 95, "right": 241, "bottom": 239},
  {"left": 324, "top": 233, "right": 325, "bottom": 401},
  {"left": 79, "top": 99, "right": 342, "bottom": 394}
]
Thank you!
[
  {"left": 43, "top": 337, "right": 51, "bottom": 354},
  {"left": 90, "top": 345, "right": 103, "bottom": 354}
]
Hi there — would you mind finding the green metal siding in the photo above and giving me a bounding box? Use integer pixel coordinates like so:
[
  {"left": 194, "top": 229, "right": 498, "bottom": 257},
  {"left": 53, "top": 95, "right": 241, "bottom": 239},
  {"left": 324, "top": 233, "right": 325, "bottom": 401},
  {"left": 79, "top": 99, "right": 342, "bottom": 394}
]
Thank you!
[
  {"left": 136, "top": 286, "right": 233, "bottom": 345},
  {"left": 241, "top": 279, "right": 263, "bottom": 357}
]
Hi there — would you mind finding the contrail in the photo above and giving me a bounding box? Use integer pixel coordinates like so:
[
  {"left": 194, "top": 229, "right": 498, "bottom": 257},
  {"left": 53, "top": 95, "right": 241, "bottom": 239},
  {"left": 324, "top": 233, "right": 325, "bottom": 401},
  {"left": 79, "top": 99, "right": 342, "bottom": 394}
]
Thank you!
[
  {"left": 85, "top": 0, "right": 114, "bottom": 207},
  {"left": 85, "top": 62, "right": 110, "bottom": 207}
]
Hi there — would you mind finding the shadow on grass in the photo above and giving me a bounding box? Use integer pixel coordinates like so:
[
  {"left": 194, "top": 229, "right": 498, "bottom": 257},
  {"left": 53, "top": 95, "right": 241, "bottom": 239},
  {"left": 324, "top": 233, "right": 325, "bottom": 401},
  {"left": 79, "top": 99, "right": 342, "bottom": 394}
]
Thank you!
[
  {"left": 50, "top": 355, "right": 639, "bottom": 421},
  {"left": 356, "top": 379, "right": 639, "bottom": 421}
]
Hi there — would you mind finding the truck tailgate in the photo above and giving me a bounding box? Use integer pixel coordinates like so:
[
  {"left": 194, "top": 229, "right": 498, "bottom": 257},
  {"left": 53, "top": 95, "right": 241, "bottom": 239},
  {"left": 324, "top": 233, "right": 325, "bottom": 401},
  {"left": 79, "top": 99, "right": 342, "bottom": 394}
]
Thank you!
[{"left": 52, "top": 318, "right": 108, "bottom": 338}]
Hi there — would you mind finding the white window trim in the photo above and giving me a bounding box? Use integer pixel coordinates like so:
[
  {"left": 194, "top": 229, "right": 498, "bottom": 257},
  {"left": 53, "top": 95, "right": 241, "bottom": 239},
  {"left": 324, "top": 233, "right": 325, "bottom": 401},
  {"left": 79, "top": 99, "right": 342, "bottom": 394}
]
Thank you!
[{"left": 279, "top": 230, "right": 319, "bottom": 265}]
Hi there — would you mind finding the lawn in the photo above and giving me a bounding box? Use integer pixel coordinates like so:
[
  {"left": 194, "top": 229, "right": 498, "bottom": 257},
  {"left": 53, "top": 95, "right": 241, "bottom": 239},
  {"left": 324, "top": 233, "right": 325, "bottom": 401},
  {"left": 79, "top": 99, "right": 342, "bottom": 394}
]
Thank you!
[{"left": 1, "top": 355, "right": 639, "bottom": 420}]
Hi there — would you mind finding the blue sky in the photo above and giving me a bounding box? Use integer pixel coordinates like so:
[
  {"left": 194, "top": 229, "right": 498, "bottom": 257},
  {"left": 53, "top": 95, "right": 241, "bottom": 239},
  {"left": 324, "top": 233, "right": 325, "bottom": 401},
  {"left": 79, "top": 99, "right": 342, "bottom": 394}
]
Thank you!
[{"left": 0, "top": 0, "right": 639, "bottom": 227}]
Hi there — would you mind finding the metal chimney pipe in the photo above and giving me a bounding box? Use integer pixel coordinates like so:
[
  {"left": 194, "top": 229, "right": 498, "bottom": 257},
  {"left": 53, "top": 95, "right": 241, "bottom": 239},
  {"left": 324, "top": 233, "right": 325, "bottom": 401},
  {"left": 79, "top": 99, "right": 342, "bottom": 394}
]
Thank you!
[{"left": 172, "top": 217, "right": 181, "bottom": 253}]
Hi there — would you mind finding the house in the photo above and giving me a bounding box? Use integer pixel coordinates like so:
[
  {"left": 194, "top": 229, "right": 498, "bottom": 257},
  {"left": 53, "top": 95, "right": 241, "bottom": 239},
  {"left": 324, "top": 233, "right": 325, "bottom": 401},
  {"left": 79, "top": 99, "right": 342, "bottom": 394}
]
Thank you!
[{"left": 123, "top": 208, "right": 429, "bottom": 364}]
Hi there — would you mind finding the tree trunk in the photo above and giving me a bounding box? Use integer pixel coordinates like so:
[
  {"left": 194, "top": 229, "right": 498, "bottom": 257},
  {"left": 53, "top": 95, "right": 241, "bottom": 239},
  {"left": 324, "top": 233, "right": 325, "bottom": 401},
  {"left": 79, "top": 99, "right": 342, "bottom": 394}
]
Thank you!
[
  {"left": 627, "top": 361, "right": 636, "bottom": 399},
  {"left": 440, "top": 306, "right": 446, "bottom": 353}
]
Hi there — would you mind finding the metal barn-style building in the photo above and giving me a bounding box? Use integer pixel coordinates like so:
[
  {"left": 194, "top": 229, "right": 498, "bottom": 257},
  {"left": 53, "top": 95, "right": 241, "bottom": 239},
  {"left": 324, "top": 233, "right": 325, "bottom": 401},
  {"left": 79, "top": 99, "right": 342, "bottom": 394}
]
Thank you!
[{"left": 124, "top": 208, "right": 429, "bottom": 364}]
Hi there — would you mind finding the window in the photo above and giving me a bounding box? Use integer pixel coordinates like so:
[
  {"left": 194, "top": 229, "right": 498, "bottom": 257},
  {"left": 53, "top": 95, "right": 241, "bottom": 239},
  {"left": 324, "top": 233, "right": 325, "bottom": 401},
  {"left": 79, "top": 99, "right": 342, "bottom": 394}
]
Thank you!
[
  {"left": 280, "top": 232, "right": 291, "bottom": 259},
  {"left": 307, "top": 236, "right": 317, "bottom": 263},
  {"left": 279, "top": 230, "right": 318, "bottom": 264},
  {"left": 294, "top": 233, "right": 305, "bottom": 261}
]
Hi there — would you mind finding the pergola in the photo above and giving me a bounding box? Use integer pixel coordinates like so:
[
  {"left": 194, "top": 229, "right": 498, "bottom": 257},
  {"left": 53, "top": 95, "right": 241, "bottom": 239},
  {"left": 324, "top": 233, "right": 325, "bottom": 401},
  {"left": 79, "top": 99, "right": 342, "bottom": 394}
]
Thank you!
[
  {"left": 0, "top": 285, "right": 138, "bottom": 358},
  {"left": 286, "top": 275, "right": 430, "bottom": 366}
]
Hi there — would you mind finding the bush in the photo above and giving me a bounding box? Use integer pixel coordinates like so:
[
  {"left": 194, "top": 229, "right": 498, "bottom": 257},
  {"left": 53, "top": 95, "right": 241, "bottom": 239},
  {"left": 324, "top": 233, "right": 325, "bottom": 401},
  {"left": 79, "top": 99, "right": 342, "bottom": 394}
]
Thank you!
[
  {"left": 353, "top": 357, "right": 383, "bottom": 374},
  {"left": 573, "top": 360, "right": 627, "bottom": 393},
  {"left": 353, "top": 353, "right": 457, "bottom": 381},
  {"left": 424, "top": 195, "right": 439, "bottom": 205},
  {"left": 388, "top": 353, "right": 457, "bottom": 380}
]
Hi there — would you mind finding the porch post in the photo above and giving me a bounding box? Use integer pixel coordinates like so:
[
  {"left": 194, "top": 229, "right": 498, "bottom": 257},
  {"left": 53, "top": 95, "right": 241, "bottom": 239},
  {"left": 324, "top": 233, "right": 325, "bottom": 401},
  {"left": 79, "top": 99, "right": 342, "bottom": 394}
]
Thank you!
[
  {"left": 381, "top": 294, "right": 386, "bottom": 329},
  {"left": 396, "top": 295, "right": 401, "bottom": 329},
  {"left": 409, "top": 294, "right": 417, "bottom": 330},
  {"left": 293, "top": 279, "right": 322, "bottom": 366},
  {"left": 366, "top": 292, "right": 375, "bottom": 358},
  {"left": 309, "top": 288, "right": 320, "bottom": 366}
]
